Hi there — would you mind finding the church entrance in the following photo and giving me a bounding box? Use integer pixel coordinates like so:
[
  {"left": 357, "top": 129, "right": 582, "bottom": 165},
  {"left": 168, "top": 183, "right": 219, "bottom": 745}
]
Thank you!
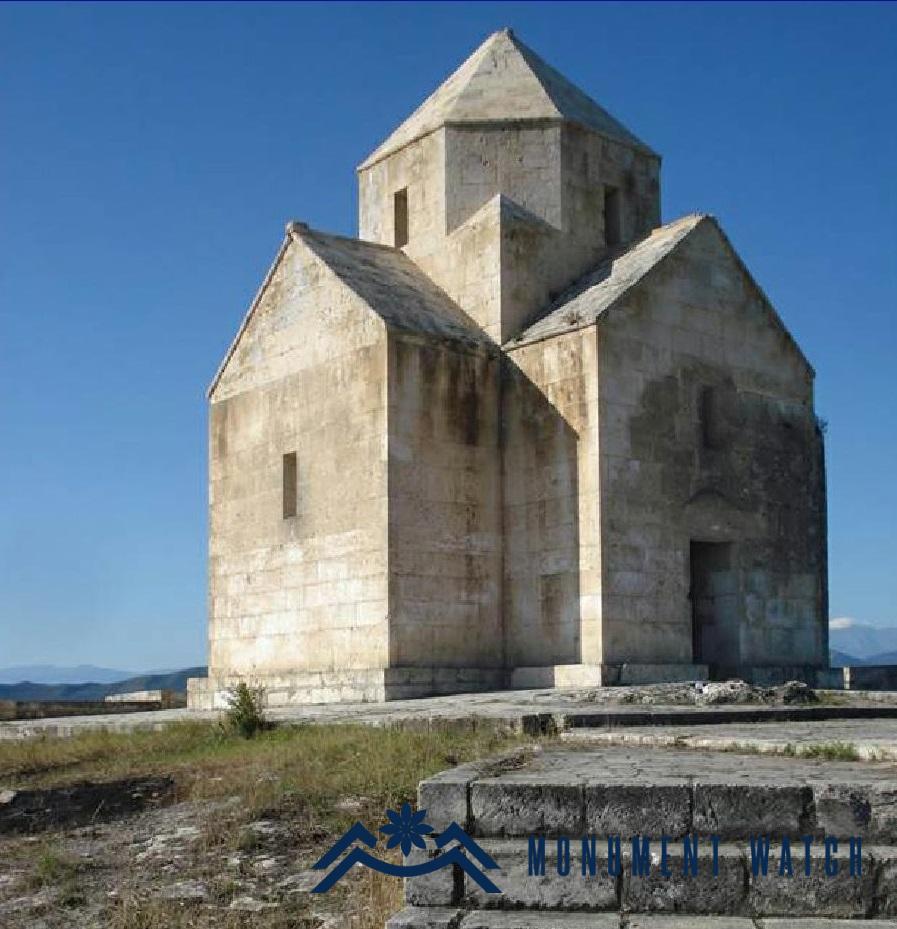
[{"left": 690, "top": 541, "right": 740, "bottom": 678}]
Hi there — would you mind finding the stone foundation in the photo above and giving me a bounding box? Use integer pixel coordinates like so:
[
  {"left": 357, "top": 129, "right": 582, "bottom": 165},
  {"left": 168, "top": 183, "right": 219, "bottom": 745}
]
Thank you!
[
  {"left": 188, "top": 662, "right": 879, "bottom": 709},
  {"left": 509, "top": 663, "right": 710, "bottom": 689},
  {"left": 186, "top": 667, "right": 507, "bottom": 710},
  {"left": 190, "top": 663, "right": 720, "bottom": 708}
]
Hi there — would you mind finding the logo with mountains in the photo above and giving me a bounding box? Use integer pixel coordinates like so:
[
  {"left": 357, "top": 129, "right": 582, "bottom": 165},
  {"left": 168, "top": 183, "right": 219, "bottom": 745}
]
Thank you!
[{"left": 311, "top": 803, "right": 501, "bottom": 893}]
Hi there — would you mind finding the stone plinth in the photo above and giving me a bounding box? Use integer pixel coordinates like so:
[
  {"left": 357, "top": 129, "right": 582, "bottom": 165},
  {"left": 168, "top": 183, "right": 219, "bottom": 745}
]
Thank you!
[{"left": 186, "top": 667, "right": 507, "bottom": 710}]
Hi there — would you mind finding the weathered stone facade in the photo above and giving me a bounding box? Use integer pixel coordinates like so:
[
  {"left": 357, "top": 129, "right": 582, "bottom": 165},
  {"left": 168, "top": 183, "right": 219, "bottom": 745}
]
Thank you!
[{"left": 188, "top": 29, "right": 827, "bottom": 708}]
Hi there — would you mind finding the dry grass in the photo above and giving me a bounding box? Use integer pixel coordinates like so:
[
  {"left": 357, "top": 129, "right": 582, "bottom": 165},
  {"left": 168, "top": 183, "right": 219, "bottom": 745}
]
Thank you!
[
  {"left": 1, "top": 720, "right": 520, "bottom": 799},
  {"left": 1, "top": 720, "right": 531, "bottom": 848},
  {"left": 345, "top": 860, "right": 405, "bottom": 929},
  {"left": 0, "top": 721, "right": 531, "bottom": 928},
  {"left": 104, "top": 896, "right": 322, "bottom": 929}
]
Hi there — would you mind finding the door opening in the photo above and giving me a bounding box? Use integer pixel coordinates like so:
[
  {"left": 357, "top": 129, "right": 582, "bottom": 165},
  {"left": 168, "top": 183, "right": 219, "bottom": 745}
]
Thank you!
[{"left": 690, "top": 541, "right": 739, "bottom": 677}]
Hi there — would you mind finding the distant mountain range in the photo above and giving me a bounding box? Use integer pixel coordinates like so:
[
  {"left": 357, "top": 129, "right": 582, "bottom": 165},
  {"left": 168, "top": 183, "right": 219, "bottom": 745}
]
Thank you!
[
  {"left": 0, "top": 664, "right": 138, "bottom": 685},
  {"left": 0, "top": 667, "right": 206, "bottom": 702},
  {"left": 829, "top": 620, "right": 897, "bottom": 665},
  {"left": 830, "top": 650, "right": 897, "bottom": 667},
  {"left": 829, "top": 649, "right": 855, "bottom": 667}
]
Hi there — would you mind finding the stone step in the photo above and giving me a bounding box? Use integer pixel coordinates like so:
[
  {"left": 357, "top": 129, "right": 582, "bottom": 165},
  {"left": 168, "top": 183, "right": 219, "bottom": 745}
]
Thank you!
[
  {"left": 404, "top": 838, "right": 896, "bottom": 919},
  {"left": 388, "top": 908, "right": 897, "bottom": 928},
  {"left": 419, "top": 747, "right": 897, "bottom": 841},
  {"left": 388, "top": 910, "right": 620, "bottom": 928},
  {"left": 564, "top": 705, "right": 897, "bottom": 729},
  {"left": 561, "top": 723, "right": 897, "bottom": 763}
]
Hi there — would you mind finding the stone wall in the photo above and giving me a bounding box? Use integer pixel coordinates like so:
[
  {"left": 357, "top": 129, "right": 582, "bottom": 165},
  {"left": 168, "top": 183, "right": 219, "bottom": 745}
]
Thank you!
[
  {"left": 387, "top": 334, "right": 502, "bottom": 669},
  {"left": 0, "top": 700, "right": 169, "bottom": 721},
  {"left": 104, "top": 690, "right": 179, "bottom": 707},
  {"left": 358, "top": 130, "right": 446, "bottom": 260},
  {"left": 444, "top": 124, "right": 563, "bottom": 232},
  {"left": 503, "top": 328, "right": 602, "bottom": 667},
  {"left": 597, "top": 219, "right": 827, "bottom": 673},
  {"left": 209, "top": 239, "right": 390, "bottom": 677},
  {"left": 561, "top": 123, "right": 660, "bottom": 250}
]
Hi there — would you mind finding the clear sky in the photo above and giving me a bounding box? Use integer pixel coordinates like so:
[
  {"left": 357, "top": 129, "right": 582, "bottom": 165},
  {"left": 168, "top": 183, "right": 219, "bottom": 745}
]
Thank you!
[{"left": 1, "top": 2, "right": 895, "bottom": 671}]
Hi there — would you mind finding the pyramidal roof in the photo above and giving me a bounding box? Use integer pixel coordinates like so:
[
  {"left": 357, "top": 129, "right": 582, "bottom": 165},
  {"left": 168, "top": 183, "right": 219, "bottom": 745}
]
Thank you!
[{"left": 359, "top": 29, "right": 656, "bottom": 169}]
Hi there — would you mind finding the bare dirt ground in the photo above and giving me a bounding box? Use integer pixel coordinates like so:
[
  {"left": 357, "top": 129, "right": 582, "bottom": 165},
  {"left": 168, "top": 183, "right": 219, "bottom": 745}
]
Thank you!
[
  {"left": 0, "top": 722, "right": 528, "bottom": 929},
  {"left": 0, "top": 796, "right": 396, "bottom": 929}
]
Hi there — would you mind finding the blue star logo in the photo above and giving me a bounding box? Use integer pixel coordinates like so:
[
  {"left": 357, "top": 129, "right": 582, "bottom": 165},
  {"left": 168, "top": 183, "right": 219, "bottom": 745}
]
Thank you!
[
  {"left": 310, "top": 804, "right": 500, "bottom": 894},
  {"left": 378, "top": 803, "right": 433, "bottom": 855}
]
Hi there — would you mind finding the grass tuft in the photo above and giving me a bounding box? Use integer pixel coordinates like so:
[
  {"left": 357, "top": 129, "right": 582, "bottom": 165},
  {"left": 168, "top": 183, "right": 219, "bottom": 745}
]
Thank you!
[
  {"left": 785, "top": 740, "right": 861, "bottom": 761},
  {"left": 222, "top": 683, "right": 268, "bottom": 739},
  {"left": 19, "top": 842, "right": 91, "bottom": 906}
]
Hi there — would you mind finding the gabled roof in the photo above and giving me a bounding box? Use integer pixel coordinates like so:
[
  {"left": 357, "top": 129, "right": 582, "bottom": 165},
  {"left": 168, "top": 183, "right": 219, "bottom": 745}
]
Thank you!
[
  {"left": 359, "top": 28, "right": 656, "bottom": 169},
  {"left": 208, "top": 223, "right": 488, "bottom": 397},
  {"left": 509, "top": 213, "right": 813, "bottom": 374},
  {"left": 512, "top": 214, "right": 704, "bottom": 346},
  {"left": 293, "top": 224, "right": 488, "bottom": 344}
]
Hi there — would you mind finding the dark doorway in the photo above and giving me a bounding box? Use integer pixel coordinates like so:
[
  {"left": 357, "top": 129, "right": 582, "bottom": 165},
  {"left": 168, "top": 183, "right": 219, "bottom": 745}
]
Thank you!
[{"left": 690, "top": 541, "right": 739, "bottom": 677}]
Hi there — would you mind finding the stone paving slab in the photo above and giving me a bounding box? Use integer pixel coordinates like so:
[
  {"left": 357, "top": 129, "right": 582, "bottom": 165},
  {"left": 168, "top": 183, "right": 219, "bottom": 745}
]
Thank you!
[
  {"left": 388, "top": 912, "right": 622, "bottom": 928},
  {"left": 3, "top": 687, "right": 897, "bottom": 740},
  {"left": 638, "top": 920, "right": 897, "bottom": 929},
  {"left": 760, "top": 922, "right": 897, "bottom": 928},
  {"left": 420, "top": 746, "right": 897, "bottom": 840},
  {"left": 628, "top": 919, "right": 756, "bottom": 929},
  {"left": 562, "top": 719, "right": 897, "bottom": 761},
  {"left": 387, "top": 910, "right": 897, "bottom": 928},
  {"left": 459, "top": 914, "right": 619, "bottom": 928}
]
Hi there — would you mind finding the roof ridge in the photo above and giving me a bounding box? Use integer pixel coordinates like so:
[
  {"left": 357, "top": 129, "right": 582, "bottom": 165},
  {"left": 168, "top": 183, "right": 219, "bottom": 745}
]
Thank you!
[
  {"left": 358, "top": 31, "right": 502, "bottom": 170},
  {"left": 506, "top": 32, "right": 655, "bottom": 154},
  {"left": 286, "top": 220, "right": 402, "bottom": 255},
  {"left": 443, "top": 30, "right": 560, "bottom": 125},
  {"left": 287, "top": 222, "right": 491, "bottom": 348},
  {"left": 508, "top": 213, "right": 706, "bottom": 347},
  {"left": 210, "top": 219, "right": 493, "bottom": 396}
]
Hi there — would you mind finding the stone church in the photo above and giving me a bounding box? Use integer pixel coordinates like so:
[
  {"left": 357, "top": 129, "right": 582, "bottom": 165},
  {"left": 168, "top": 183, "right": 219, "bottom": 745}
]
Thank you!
[{"left": 188, "top": 29, "right": 828, "bottom": 708}]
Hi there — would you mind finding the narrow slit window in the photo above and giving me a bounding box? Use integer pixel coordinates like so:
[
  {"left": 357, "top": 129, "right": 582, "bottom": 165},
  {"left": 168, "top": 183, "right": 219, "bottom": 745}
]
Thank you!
[
  {"left": 394, "top": 187, "right": 409, "bottom": 248},
  {"left": 282, "top": 452, "right": 297, "bottom": 519},
  {"left": 603, "top": 185, "right": 621, "bottom": 248},
  {"left": 699, "top": 386, "right": 718, "bottom": 449}
]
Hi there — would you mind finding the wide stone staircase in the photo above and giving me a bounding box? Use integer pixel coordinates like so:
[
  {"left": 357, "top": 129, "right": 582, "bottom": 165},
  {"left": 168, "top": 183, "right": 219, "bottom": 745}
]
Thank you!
[{"left": 386, "top": 745, "right": 897, "bottom": 928}]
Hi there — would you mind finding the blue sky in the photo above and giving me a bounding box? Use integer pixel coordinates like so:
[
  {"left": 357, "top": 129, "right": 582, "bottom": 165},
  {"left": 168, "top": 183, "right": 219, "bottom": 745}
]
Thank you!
[{"left": 1, "top": 2, "right": 895, "bottom": 671}]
